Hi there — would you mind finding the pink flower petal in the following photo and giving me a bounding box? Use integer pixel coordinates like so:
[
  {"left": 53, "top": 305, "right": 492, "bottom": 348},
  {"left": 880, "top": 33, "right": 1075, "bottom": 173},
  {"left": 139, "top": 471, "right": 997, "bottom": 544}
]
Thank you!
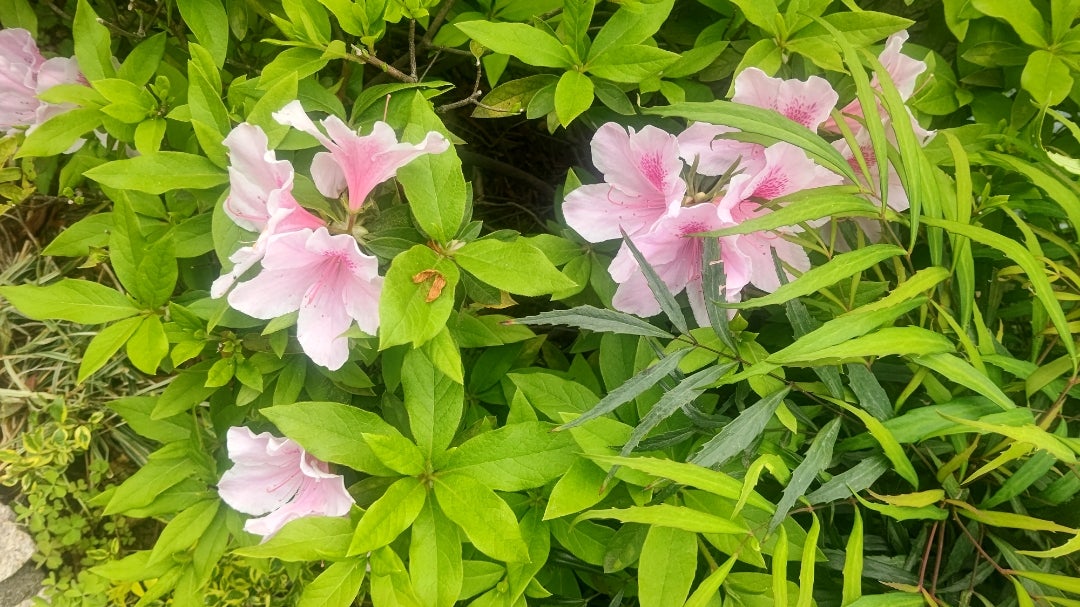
[{"left": 732, "top": 67, "right": 839, "bottom": 131}]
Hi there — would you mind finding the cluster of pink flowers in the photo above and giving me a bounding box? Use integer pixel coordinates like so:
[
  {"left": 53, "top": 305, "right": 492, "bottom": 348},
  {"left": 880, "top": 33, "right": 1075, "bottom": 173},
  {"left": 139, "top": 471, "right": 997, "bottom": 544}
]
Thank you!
[
  {"left": 564, "top": 32, "right": 929, "bottom": 324},
  {"left": 212, "top": 101, "right": 449, "bottom": 370},
  {"left": 218, "top": 427, "right": 353, "bottom": 540},
  {"left": 0, "top": 28, "right": 84, "bottom": 134}
]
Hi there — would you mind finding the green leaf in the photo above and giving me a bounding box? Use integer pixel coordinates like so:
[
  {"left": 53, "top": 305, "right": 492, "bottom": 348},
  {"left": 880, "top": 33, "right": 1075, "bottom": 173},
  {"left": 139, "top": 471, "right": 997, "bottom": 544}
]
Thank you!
[
  {"left": 691, "top": 388, "right": 789, "bottom": 468},
  {"left": 77, "top": 317, "right": 143, "bottom": 382},
  {"left": 349, "top": 477, "right": 427, "bottom": 555},
  {"left": 0, "top": 0, "right": 37, "bottom": 35},
  {"left": 297, "top": 557, "right": 367, "bottom": 607},
  {"left": 108, "top": 396, "right": 192, "bottom": 443},
  {"left": 807, "top": 455, "right": 889, "bottom": 503},
  {"left": 588, "top": 0, "right": 673, "bottom": 60},
  {"left": 434, "top": 473, "right": 529, "bottom": 562},
  {"left": 110, "top": 196, "right": 177, "bottom": 308},
  {"left": 560, "top": 0, "right": 594, "bottom": 59},
  {"left": 699, "top": 191, "right": 882, "bottom": 237},
  {"left": 770, "top": 418, "right": 841, "bottom": 532},
  {"left": 586, "top": 45, "right": 680, "bottom": 83},
  {"left": 103, "top": 445, "right": 202, "bottom": 515},
  {"left": 589, "top": 454, "right": 774, "bottom": 513},
  {"left": 971, "top": 0, "right": 1048, "bottom": 46},
  {"left": 648, "top": 101, "right": 856, "bottom": 181},
  {"left": 234, "top": 517, "right": 353, "bottom": 561},
  {"left": 262, "top": 402, "right": 404, "bottom": 475},
  {"left": 15, "top": 108, "right": 103, "bottom": 158},
  {"left": 771, "top": 326, "right": 954, "bottom": 365},
  {"left": 576, "top": 504, "right": 748, "bottom": 535},
  {"left": 559, "top": 349, "right": 689, "bottom": 430},
  {"left": 939, "top": 414, "right": 1075, "bottom": 462},
  {"left": 685, "top": 553, "right": 738, "bottom": 607},
  {"left": 42, "top": 213, "right": 113, "bottom": 257},
  {"left": 126, "top": 315, "right": 168, "bottom": 375},
  {"left": 176, "top": 0, "right": 229, "bottom": 67},
  {"left": 913, "top": 353, "right": 1016, "bottom": 411},
  {"left": 409, "top": 500, "right": 462, "bottom": 607},
  {"left": 512, "top": 305, "right": 673, "bottom": 338},
  {"left": 444, "top": 422, "right": 576, "bottom": 491},
  {"left": 1021, "top": 49, "right": 1073, "bottom": 107},
  {"left": 620, "top": 231, "right": 688, "bottom": 334},
  {"left": 638, "top": 525, "right": 697, "bottom": 607},
  {"left": 543, "top": 459, "right": 612, "bottom": 520},
  {"left": 620, "top": 364, "right": 734, "bottom": 457},
  {"left": 363, "top": 433, "right": 426, "bottom": 476},
  {"left": 725, "top": 245, "right": 905, "bottom": 309},
  {"left": 402, "top": 346, "right": 464, "bottom": 456},
  {"left": 455, "top": 238, "right": 576, "bottom": 296},
  {"left": 397, "top": 92, "right": 467, "bottom": 243},
  {"left": 554, "top": 70, "right": 594, "bottom": 127},
  {"left": 0, "top": 279, "right": 138, "bottom": 324},
  {"left": 148, "top": 500, "right": 219, "bottom": 565},
  {"left": 379, "top": 244, "right": 460, "bottom": 349},
  {"left": 797, "top": 513, "right": 820, "bottom": 607},
  {"left": 455, "top": 21, "right": 573, "bottom": 68},
  {"left": 84, "top": 153, "right": 228, "bottom": 194},
  {"left": 767, "top": 298, "right": 928, "bottom": 364},
  {"left": 74, "top": 0, "right": 113, "bottom": 81},
  {"left": 473, "top": 75, "right": 559, "bottom": 118},
  {"left": 117, "top": 33, "right": 166, "bottom": 85},
  {"left": 833, "top": 400, "right": 918, "bottom": 489},
  {"left": 1014, "top": 570, "right": 1080, "bottom": 594},
  {"left": 841, "top": 508, "right": 863, "bottom": 606},
  {"left": 727, "top": 0, "right": 780, "bottom": 34}
]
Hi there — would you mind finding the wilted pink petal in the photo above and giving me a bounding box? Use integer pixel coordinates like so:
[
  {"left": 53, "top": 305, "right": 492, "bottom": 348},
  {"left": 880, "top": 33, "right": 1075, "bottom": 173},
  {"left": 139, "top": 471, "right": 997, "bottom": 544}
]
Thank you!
[
  {"left": 211, "top": 123, "right": 325, "bottom": 298},
  {"left": 564, "top": 123, "right": 687, "bottom": 242},
  {"left": 218, "top": 427, "right": 354, "bottom": 540},
  {"left": 0, "top": 28, "right": 84, "bottom": 133},
  {"left": 273, "top": 100, "right": 449, "bottom": 211},
  {"left": 732, "top": 67, "right": 839, "bottom": 131},
  {"left": 677, "top": 122, "right": 764, "bottom": 177},
  {"left": 227, "top": 227, "right": 383, "bottom": 370}
]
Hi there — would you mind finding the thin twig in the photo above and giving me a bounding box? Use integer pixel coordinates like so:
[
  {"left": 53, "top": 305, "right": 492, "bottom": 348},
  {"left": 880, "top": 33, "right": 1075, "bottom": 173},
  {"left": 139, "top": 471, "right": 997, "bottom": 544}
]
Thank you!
[
  {"left": 348, "top": 45, "right": 418, "bottom": 83},
  {"left": 408, "top": 19, "right": 418, "bottom": 80}
]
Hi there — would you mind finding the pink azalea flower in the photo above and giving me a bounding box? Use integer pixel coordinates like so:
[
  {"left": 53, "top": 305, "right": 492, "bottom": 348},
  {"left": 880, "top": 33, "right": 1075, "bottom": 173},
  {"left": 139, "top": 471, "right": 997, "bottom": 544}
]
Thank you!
[
  {"left": 211, "top": 123, "right": 325, "bottom": 298},
  {"left": 731, "top": 67, "right": 839, "bottom": 131},
  {"left": 677, "top": 122, "right": 764, "bottom": 177},
  {"left": 718, "top": 142, "right": 843, "bottom": 220},
  {"left": 608, "top": 203, "right": 748, "bottom": 325},
  {"left": 563, "top": 122, "right": 687, "bottom": 242},
  {"left": 272, "top": 100, "right": 449, "bottom": 212},
  {"left": 218, "top": 427, "right": 354, "bottom": 540},
  {"left": 227, "top": 227, "right": 383, "bottom": 370},
  {"left": 721, "top": 201, "right": 812, "bottom": 293},
  {"left": 0, "top": 28, "right": 84, "bottom": 133}
]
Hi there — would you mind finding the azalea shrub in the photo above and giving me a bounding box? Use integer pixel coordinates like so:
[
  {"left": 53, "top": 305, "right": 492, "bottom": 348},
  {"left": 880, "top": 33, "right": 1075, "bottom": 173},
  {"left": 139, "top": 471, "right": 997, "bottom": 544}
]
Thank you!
[{"left": 4, "top": 1, "right": 1080, "bottom": 606}]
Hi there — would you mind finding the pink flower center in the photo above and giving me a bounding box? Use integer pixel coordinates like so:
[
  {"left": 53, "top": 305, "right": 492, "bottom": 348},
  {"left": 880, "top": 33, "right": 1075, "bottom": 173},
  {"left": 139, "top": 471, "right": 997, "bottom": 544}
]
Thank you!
[
  {"left": 679, "top": 220, "right": 708, "bottom": 237},
  {"left": 322, "top": 249, "right": 358, "bottom": 272},
  {"left": 640, "top": 153, "right": 668, "bottom": 190},
  {"left": 847, "top": 144, "right": 878, "bottom": 171},
  {"left": 783, "top": 101, "right": 816, "bottom": 127},
  {"left": 754, "top": 171, "right": 789, "bottom": 199}
]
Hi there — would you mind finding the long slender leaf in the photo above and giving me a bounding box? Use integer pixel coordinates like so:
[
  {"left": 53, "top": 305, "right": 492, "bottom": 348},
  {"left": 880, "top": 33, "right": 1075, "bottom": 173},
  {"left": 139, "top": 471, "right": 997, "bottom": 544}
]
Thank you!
[
  {"left": 768, "top": 299, "right": 928, "bottom": 363},
  {"left": 807, "top": 455, "right": 889, "bottom": 504},
  {"left": 797, "top": 513, "right": 821, "bottom": 607},
  {"left": 575, "top": 504, "right": 748, "bottom": 535},
  {"left": 842, "top": 508, "right": 864, "bottom": 606},
  {"left": 913, "top": 353, "right": 1016, "bottom": 411},
  {"left": 832, "top": 400, "right": 919, "bottom": 488},
  {"left": 620, "top": 364, "right": 735, "bottom": 458},
  {"left": 702, "top": 237, "right": 737, "bottom": 352},
  {"left": 558, "top": 349, "right": 689, "bottom": 430},
  {"left": 918, "top": 217, "right": 1077, "bottom": 363},
  {"left": 846, "top": 364, "right": 894, "bottom": 421},
  {"left": 696, "top": 192, "right": 885, "bottom": 237},
  {"left": 771, "top": 418, "right": 841, "bottom": 532},
  {"left": 621, "top": 230, "right": 688, "bottom": 334},
  {"left": 691, "top": 388, "right": 790, "bottom": 468},
  {"left": 513, "top": 305, "right": 673, "bottom": 339},
  {"left": 645, "top": 101, "right": 857, "bottom": 181},
  {"left": 725, "top": 245, "right": 905, "bottom": 309}
]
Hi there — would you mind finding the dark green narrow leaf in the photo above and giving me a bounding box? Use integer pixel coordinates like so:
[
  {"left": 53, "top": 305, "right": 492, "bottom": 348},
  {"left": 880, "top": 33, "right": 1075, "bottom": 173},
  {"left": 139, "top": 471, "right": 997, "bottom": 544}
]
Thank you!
[
  {"left": 620, "top": 364, "right": 736, "bottom": 460},
  {"left": 512, "top": 305, "right": 673, "bottom": 339},
  {"left": 621, "top": 230, "right": 688, "bottom": 334},
  {"left": 691, "top": 388, "right": 790, "bottom": 468},
  {"left": 776, "top": 255, "right": 844, "bottom": 399},
  {"left": 807, "top": 456, "right": 889, "bottom": 504},
  {"left": 702, "top": 237, "right": 737, "bottom": 353},
  {"left": 770, "top": 418, "right": 841, "bottom": 532},
  {"left": 558, "top": 349, "right": 689, "bottom": 430},
  {"left": 846, "top": 363, "right": 894, "bottom": 421}
]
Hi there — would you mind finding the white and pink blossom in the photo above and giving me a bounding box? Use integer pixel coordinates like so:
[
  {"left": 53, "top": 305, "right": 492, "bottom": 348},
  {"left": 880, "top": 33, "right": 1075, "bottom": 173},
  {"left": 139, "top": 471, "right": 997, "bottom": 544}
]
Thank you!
[
  {"left": 272, "top": 100, "right": 449, "bottom": 212},
  {"left": 211, "top": 123, "right": 325, "bottom": 298},
  {"left": 563, "top": 123, "right": 687, "bottom": 241},
  {"left": 731, "top": 67, "right": 839, "bottom": 131},
  {"left": 0, "top": 28, "right": 84, "bottom": 133},
  {"left": 218, "top": 427, "right": 354, "bottom": 540},
  {"left": 227, "top": 227, "right": 383, "bottom": 371},
  {"left": 676, "top": 122, "right": 764, "bottom": 177}
]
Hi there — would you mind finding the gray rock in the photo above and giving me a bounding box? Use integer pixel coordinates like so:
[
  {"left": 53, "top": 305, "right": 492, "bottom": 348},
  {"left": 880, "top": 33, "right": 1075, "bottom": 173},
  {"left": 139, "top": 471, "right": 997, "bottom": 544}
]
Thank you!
[
  {"left": 0, "top": 519, "right": 36, "bottom": 582},
  {"left": 0, "top": 504, "right": 42, "bottom": 607},
  {"left": 0, "top": 562, "right": 43, "bottom": 607}
]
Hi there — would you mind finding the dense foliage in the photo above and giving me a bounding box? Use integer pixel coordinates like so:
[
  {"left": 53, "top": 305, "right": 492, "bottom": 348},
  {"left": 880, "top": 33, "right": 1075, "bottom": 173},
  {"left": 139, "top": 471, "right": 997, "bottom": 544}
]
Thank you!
[{"left": 3, "top": 1, "right": 1080, "bottom": 606}]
